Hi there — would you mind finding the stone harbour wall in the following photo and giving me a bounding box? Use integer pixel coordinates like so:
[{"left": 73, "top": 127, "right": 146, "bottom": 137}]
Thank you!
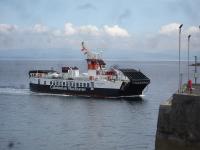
[{"left": 155, "top": 93, "right": 200, "bottom": 150}]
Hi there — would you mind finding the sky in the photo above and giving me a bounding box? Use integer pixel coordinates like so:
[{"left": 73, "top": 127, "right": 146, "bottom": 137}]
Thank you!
[{"left": 0, "top": 0, "right": 200, "bottom": 60}]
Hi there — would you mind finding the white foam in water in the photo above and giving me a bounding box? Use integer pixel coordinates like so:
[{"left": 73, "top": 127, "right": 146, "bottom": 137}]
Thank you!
[
  {"left": 0, "top": 86, "right": 74, "bottom": 97},
  {"left": 140, "top": 94, "right": 145, "bottom": 97},
  {"left": 32, "top": 92, "right": 71, "bottom": 97},
  {"left": 0, "top": 87, "right": 31, "bottom": 95},
  {"left": 0, "top": 87, "right": 69, "bottom": 97}
]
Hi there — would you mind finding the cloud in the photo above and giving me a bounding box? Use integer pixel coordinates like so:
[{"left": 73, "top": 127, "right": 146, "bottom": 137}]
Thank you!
[
  {"left": 52, "top": 29, "right": 62, "bottom": 37},
  {"left": 0, "top": 24, "right": 17, "bottom": 33},
  {"left": 64, "top": 22, "right": 129, "bottom": 37},
  {"left": 32, "top": 24, "right": 48, "bottom": 33},
  {"left": 186, "top": 26, "right": 200, "bottom": 34},
  {"left": 0, "top": 22, "right": 131, "bottom": 50},
  {"left": 159, "top": 23, "right": 180, "bottom": 35},
  {"left": 77, "top": 3, "right": 96, "bottom": 10},
  {"left": 78, "top": 25, "right": 99, "bottom": 36},
  {"left": 0, "top": 22, "right": 198, "bottom": 60},
  {"left": 103, "top": 25, "right": 129, "bottom": 37},
  {"left": 64, "top": 23, "right": 99, "bottom": 36},
  {"left": 64, "top": 23, "right": 77, "bottom": 36},
  {"left": 144, "top": 22, "right": 200, "bottom": 53}
]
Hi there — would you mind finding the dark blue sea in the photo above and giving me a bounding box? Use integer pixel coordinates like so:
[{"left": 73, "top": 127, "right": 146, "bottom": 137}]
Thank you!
[{"left": 0, "top": 60, "right": 197, "bottom": 150}]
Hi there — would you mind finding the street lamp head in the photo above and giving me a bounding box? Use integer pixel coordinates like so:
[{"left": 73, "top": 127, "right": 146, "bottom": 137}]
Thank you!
[{"left": 179, "top": 24, "right": 183, "bottom": 29}]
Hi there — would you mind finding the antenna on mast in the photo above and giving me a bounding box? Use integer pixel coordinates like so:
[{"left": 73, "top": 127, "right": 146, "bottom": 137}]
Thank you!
[{"left": 81, "top": 41, "right": 88, "bottom": 55}]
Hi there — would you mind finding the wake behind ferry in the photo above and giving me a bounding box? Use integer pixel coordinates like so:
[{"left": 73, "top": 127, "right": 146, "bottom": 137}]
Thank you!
[{"left": 29, "top": 42, "right": 150, "bottom": 98}]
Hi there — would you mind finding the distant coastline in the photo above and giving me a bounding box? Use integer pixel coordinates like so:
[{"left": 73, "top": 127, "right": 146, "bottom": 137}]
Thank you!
[{"left": 191, "top": 63, "right": 200, "bottom": 66}]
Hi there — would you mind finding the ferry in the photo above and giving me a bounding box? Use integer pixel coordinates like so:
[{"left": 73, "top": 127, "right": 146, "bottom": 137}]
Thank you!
[{"left": 29, "top": 42, "right": 150, "bottom": 98}]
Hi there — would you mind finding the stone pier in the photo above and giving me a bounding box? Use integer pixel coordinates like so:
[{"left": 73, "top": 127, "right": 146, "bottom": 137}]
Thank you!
[{"left": 155, "top": 84, "right": 200, "bottom": 150}]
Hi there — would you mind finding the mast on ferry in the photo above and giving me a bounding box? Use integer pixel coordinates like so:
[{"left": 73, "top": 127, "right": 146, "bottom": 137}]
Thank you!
[{"left": 81, "top": 41, "right": 106, "bottom": 80}]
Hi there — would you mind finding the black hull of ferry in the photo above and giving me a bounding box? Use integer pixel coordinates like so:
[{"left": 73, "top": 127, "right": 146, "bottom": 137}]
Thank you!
[{"left": 29, "top": 83, "right": 148, "bottom": 98}]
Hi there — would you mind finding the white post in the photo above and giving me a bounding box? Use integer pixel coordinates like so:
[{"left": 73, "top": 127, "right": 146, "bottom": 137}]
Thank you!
[
  {"left": 187, "top": 35, "right": 191, "bottom": 81},
  {"left": 178, "top": 24, "right": 183, "bottom": 93}
]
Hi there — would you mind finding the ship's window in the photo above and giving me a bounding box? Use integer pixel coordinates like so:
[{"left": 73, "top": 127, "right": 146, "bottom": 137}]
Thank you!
[
  {"left": 73, "top": 82, "right": 75, "bottom": 87},
  {"left": 91, "top": 82, "right": 94, "bottom": 88},
  {"left": 53, "top": 81, "right": 55, "bottom": 85},
  {"left": 76, "top": 83, "right": 79, "bottom": 87},
  {"left": 69, "top": 82, "right": 72, "bottom": 86},
  {"left": 87, "top": 83, "right": 90, "bottom": 88},
  {"left": 83, "top": 83, "right": 86, "bottom": 87},
  {"left": 38, "top": 79, "right": 40, "bottom": 84},
  {"left": 56, "top": 82, "right": 59, "bottom": 86},
  {"left": 63, "top": 82, "right": 65, "bottom": 86},
  {"left": 80, "top": 83, "right": 82, "bottom": 87},
  {"left": 60, "top": 82, "right": 62, "bottom": 86},
  {"left": 50, "top": 81, "right": 52, "bottom": 85},
  {"left": 66, "top": 82, "right": 68, "bottom": 86},
  {"left": 44, "top": 81, "right": 46, "bottom": 85}
]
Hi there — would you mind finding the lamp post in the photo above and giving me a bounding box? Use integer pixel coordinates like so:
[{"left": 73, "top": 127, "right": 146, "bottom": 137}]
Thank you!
[
  {"left": 178, "top": 24, "right": 183, "bottom": 93},
  {"left": 194, "top": 56, "right": 197, "bottom": 84},
  {"left": 187, "top": 35, "right": 191, "bottom": 81}
]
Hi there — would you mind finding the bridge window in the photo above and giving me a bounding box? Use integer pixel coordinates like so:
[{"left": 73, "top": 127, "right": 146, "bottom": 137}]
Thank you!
[
  {"left": 76, "top": 83, "right": 79, "bottom": 87},
  {"left": 50, "top": 81, "right": 52, "bottom": 85},
  {"left": 87, "top": 83, "right": 90, "bottom": 88},
  {"left": 91, "top": 82, "right": 94, "bottom": 88},
  {"left": 83, "top": 83, "right": 86, "bottom": 87},
  {"left": 63, "top": 82, "right": 65, "bottom": 86}
]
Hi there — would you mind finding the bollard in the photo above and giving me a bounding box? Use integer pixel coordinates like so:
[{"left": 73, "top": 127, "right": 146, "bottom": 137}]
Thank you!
[{"left": 188, "top": 80, "right": 192, "bottom": 93}]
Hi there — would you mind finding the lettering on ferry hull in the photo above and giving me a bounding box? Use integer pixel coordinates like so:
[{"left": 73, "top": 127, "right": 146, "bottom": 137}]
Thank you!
[{"left": 50, "top": 85, "right": 87, "bottom": 91}]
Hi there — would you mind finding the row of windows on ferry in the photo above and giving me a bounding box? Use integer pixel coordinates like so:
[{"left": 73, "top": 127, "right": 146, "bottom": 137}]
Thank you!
[{"left": 49, "top": 80, "right": 91, "bottom": 88}]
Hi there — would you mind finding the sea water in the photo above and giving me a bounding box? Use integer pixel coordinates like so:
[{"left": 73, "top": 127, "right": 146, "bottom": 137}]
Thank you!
[{"left": 0, "top": 60, "right": 197, "bottom": 150}]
